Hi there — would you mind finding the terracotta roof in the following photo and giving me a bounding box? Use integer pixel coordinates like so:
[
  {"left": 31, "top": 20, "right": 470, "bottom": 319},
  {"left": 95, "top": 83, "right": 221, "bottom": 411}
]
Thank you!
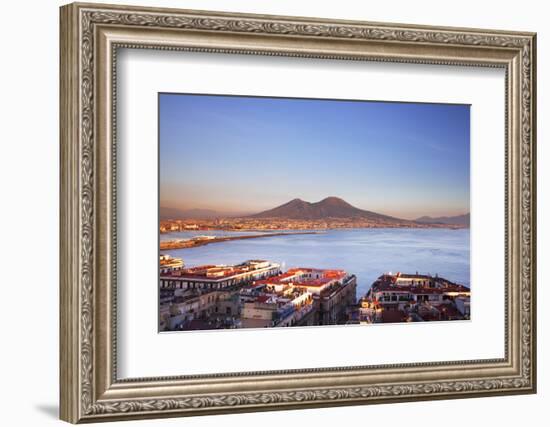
[
  {"left": 161, "top": 262, "right": 279, "bottom": 280},
  {"left": 255, "top": 267, "right": 348, "bottom": 288},
  {"left": 287, "top": 268, "right": 313, "bottom": 274},
  {"left": 294, "top": 278, "right": 332, "bottom": 287}
]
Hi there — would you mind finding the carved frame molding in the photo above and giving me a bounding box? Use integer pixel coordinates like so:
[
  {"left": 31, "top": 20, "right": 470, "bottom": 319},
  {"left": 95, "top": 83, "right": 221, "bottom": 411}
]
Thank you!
[{"left": 60, "top": 2, "right": 536, "bottom": 423}]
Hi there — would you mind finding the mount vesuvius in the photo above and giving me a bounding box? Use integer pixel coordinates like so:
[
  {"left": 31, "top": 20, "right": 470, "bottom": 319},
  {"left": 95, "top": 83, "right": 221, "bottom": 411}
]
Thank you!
[{"left": 248, "top": 197, "right": 409, "bottom": 224}]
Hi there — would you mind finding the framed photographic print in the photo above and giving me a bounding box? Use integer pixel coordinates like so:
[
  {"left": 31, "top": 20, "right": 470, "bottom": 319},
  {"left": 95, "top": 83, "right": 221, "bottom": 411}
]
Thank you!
[
  {"left": 60, "top": 2, "right": 537, "bottom": 423},
  {"left": 157, "top": 94, "right": 472, "bottom": 332}
]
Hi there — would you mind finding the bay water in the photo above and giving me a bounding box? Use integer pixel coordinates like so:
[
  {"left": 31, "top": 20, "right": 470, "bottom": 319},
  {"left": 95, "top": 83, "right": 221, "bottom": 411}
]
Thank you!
[{"left": 161, "top": 228, "right": 470, "bottom": 297}]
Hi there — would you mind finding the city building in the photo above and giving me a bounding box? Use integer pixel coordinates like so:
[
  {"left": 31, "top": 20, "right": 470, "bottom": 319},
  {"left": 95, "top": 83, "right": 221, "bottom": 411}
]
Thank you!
[
  {"left": 159, "top": 260, "right": 281, "bottom": 291},
  {"left": 251, "top": 267, "right": 357, "bottom": 326},
  {"left": 313, "top": 274, "right": 357, "bottom": 325},
  {"left": 159, "top": 254, "right": 184, "bottom": 274},
  {"left": 359, "top": 272, "right": 470, "bottom": 323},
  {"left": 159, "top": 260, "right": 357, "bottom": 331}
]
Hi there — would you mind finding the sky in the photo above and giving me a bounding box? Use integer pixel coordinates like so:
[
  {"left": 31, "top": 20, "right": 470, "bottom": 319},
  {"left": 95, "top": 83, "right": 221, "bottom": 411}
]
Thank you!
[{"left": 159, "top": 93, "right": 470, "bottom": 220}]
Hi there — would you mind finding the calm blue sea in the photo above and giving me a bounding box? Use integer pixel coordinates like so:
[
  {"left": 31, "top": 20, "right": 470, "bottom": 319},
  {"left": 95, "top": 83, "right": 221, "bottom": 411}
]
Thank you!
[{"left": 161, "top": 228, "right": 470, "bottom": 297}]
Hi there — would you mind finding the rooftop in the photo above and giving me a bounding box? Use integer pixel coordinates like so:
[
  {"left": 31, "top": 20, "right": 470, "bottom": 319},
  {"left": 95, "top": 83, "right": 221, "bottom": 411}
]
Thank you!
[
  {"left": 161, "top": 260, "right": 279, "bottom": 281},
  {"left": 294, "top": 278, "right": 333, "bottom": 288},
  {"left": 371, "top": 272, "right": 470, "bottom": 294},
  {"left": 256, "top": 267, "right": 348, "bottom": 288}
]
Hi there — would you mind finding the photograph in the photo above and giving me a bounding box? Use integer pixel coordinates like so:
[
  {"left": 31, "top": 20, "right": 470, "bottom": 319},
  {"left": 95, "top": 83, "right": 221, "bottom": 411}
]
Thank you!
[{"left": 158, "top": 93, "right": 471, "bottom": 332}]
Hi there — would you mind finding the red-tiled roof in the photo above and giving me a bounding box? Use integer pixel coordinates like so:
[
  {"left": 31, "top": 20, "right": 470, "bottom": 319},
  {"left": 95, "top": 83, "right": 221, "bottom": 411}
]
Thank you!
[
  {"left": 287, "top": 268, "right": 312, "bottom": 273},
  {"left": 323, "top": 270, "right": 347, "bottom": 279},
  {"left": 161, "top": 263, "right": 254, "bottom": 279},
  {"left": 254, "top": 267, "right": 348, "bottom": 288},
  {"left": 254, "top": 271, "right": 304, "bottom": 286},
  {"left": 294, "top": 278, "right": 332, "bottom": 287}
]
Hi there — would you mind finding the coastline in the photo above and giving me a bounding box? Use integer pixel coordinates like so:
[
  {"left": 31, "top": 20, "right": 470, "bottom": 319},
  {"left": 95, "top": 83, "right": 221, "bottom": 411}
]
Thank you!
[
  {"left": 160, "top": 231, "right": 321, "bottom": 250},
  {"left": 161, "top": 227, "right": 471, "bottom": 295},
  {"left": 160, "top": 223, "right": 469, "bottom": 235}
]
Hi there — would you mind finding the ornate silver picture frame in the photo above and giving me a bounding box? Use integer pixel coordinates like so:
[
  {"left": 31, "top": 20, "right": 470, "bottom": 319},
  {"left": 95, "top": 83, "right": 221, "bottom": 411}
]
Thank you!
[{"left": 60, "top": 2, "right": 536, "bottom": 423}]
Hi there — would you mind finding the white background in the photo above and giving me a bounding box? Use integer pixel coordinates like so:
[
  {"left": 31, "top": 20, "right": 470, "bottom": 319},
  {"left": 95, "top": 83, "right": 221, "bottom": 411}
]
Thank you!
[
  {"left": 118, "top": 50, "right": 504, "bottom": 377},
  {"left": 0, "top": 0, "right": 546, "bottom": 426}
]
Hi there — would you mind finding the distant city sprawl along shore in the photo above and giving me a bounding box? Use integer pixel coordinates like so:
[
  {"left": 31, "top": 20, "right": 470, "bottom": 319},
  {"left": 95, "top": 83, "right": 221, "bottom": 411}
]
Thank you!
[
  {"left": 160, "top": 197, "right": 470, "bottom": 234},
  {"left": 159, "top": 255, "right": 470, "bottom": 331}
]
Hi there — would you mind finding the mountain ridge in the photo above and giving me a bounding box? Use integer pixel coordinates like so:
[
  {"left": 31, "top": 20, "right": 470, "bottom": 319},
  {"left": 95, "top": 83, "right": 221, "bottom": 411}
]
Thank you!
[
  {"left": 162, "top": 198, "right": 470, "bottom": 227},
  {"left": 247, "top": 196, "right": 407, "bottom": 223},
  {"left": 160, "top": 207, "right": 248, "bottom": 220},
  {"left": 415, "top": 213, "right": 470, "bottom": 226}
]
